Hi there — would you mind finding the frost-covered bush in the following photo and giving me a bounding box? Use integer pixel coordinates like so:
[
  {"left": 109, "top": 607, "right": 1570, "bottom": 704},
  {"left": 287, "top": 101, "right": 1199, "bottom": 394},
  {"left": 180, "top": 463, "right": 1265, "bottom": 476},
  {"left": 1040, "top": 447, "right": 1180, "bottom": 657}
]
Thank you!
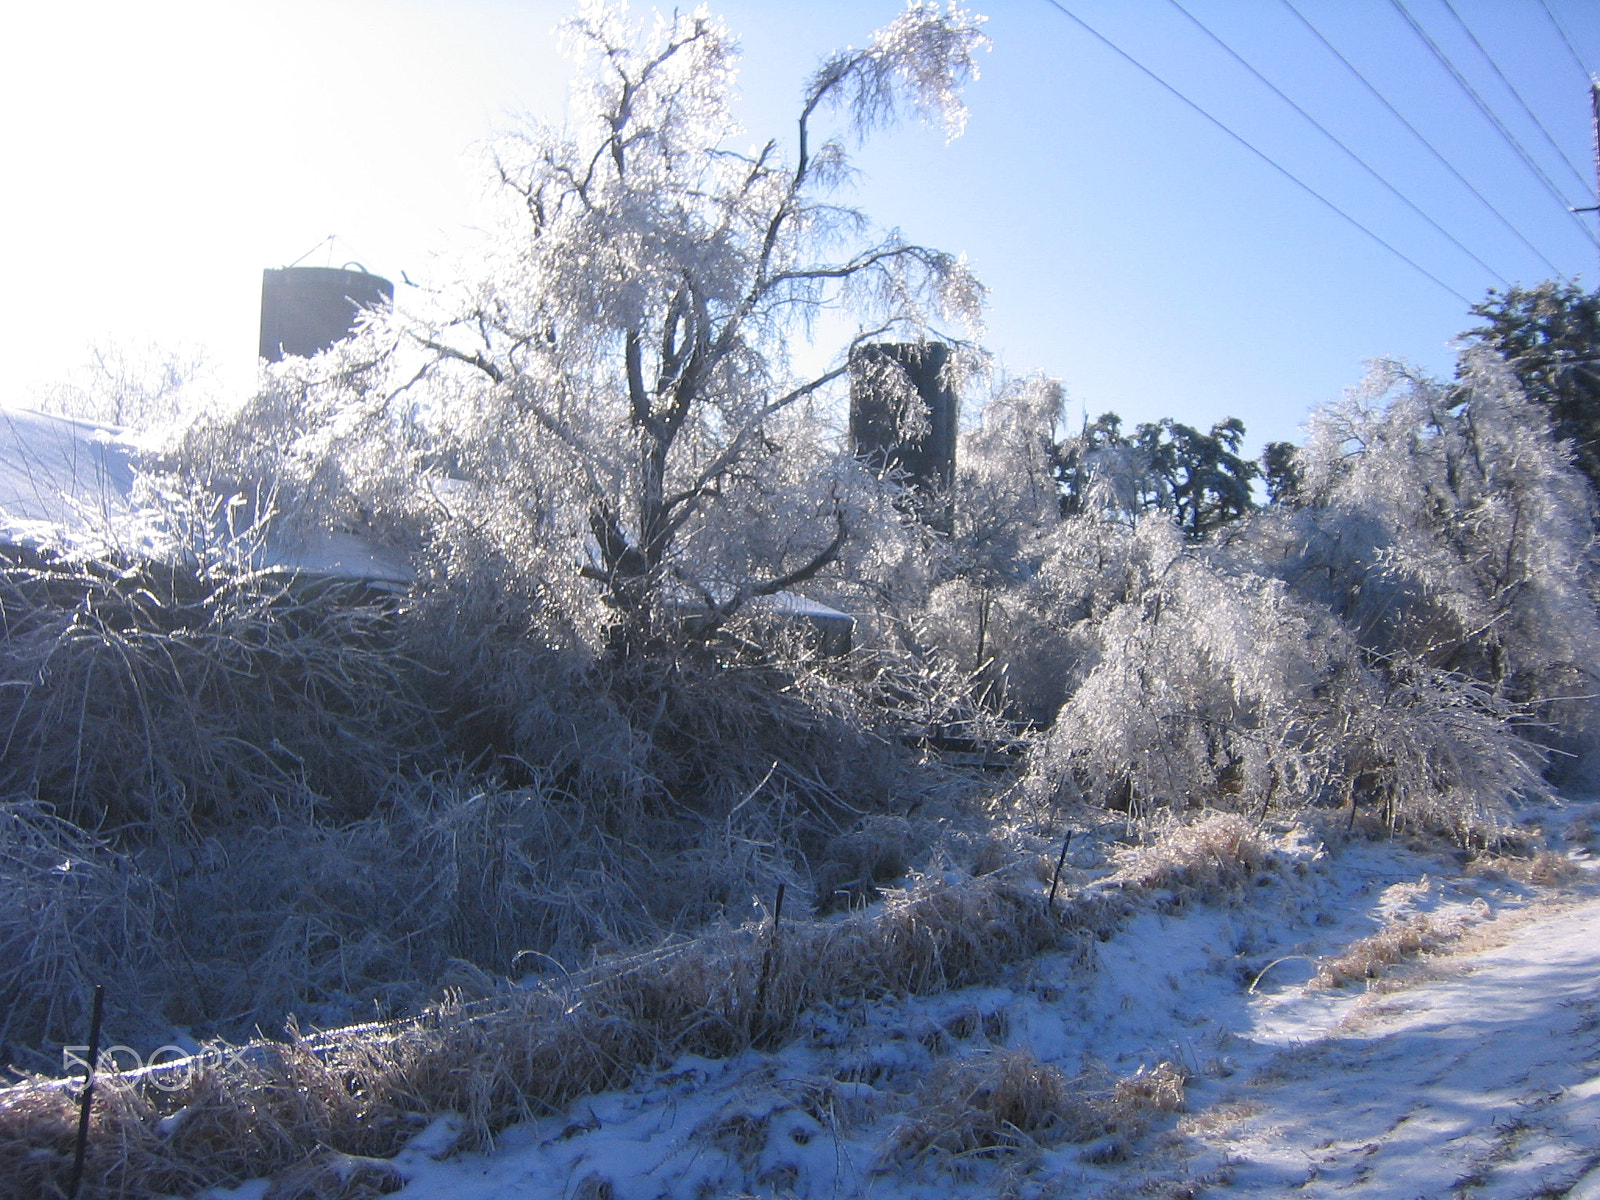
[
  {"left": 1285, "top": 354, "right": 1599, "bottom": 675},
  {"left": 1019, "top": 473, "right": 1551, "bottom": 830},
  {"left": 909, "top": 375, "right": 1074, "bottom": 716},
  {"left": 1255, "top": 354, "right": 1600, "bottom": 782},
  {"left": 164, "top": 324, "right": 432, "bottom": 565},
  {"left": 1023, "top": 519, "right": 1324, "bottom": 815}
]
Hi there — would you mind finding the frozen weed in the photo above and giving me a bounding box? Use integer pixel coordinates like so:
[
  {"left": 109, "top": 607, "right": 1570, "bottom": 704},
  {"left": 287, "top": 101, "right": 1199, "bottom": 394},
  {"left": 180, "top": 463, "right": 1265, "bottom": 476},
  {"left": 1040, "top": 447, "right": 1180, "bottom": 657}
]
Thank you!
[
  {"left": 1467, "top": 848, "right": 1579, "bottom": 886},
  {"left": 885, "top": 1052, "right": 1189, "bottom": 1172},
  {"left": 813, "top": 815, "right": 917, "bottom": 913},
  {"left": 1561, "top": 813, "right": 1599, "bottom": 852},
  {"left": 885, "top": 1049, "right": 1090, "bottom": 1167},
  {"left": 263, "top": 1152, "right": 406, "bottom": 1200},
  {"left": 0, "top": 803, "right": 170, "bottom": 1060},
  {"left": 1108, "top": 813, "right": 1271, "bottom": 907},
  {"left": 1109, "top": 1061, "right": 1188, "bottom": 1116},
  {"left": 0, "top": 546, "right": 434, "bottom": 833}
]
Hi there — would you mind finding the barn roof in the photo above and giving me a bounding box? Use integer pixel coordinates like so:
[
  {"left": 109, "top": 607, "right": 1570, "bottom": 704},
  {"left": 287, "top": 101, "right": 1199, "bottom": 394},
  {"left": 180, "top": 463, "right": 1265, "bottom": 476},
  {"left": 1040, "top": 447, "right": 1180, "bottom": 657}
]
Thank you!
[{"left": 0, "top": 407, "right": 412, "bottom": 587}]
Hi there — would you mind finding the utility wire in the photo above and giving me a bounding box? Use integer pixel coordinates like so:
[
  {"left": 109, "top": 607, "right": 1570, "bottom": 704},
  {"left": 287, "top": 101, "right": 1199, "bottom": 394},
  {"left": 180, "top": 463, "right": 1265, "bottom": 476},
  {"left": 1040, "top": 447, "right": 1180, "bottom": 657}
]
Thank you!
[
  {"left": 1391, "top": 0, "right": 1600, "bottom": 248},
  {"left": 1281, "top": 0, "right": 1566, "bottom": 280},
  {"left": 1538, "top": 0, "right": 1596, "bottom": 84},
  {"left": 1438, "top": 0, "right": 1590, "bottom": 192},
  {"left": 1167, "top": 0, "right": 1510, "bottom": 287},
  {"left": 1039, "top": 0, "right": 1474, "bottom": 304}
]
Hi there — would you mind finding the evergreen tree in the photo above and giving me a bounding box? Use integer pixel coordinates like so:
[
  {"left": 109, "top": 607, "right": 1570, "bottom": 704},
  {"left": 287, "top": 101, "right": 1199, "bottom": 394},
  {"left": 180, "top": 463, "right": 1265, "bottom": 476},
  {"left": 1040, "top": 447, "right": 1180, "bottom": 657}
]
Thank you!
[
  {"left": 1052, "top": 412, "right": 1257, "bottom": 535},
  {"left": 1464, "top": 281, "right": 1600, "bottom": 497},
  {"left": 1260, "top": 440, "right": 1302, "bottom": 505}
]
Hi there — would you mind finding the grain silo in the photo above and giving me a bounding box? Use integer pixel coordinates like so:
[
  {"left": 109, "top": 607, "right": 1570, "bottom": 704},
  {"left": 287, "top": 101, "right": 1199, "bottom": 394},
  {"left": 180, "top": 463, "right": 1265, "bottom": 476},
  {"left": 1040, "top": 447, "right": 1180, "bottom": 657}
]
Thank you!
[
  {"left": 849, "top": 342, "right": 958, "bottom": 529},
  {"left": 259, "top": 265, "right": 393, "bottom": 362}
]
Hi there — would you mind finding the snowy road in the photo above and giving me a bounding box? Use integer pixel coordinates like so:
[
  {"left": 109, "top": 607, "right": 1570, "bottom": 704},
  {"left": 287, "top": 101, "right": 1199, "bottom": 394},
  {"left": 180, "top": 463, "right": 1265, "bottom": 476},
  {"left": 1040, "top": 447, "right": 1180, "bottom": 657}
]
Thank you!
[{"left": 1201, "top": 896, "right": 1600, "bottom": 1200}]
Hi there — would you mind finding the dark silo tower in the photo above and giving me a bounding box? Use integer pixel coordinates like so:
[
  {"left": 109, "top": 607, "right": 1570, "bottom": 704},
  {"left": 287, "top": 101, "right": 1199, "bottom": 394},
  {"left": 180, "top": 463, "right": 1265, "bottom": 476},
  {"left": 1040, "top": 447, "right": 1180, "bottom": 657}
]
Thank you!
[
  {"left": 259, "top": 265, "right": 394, "bottom": 362},
  {"left": 849, "top": 342, "right": 958, "bottom": 529}
]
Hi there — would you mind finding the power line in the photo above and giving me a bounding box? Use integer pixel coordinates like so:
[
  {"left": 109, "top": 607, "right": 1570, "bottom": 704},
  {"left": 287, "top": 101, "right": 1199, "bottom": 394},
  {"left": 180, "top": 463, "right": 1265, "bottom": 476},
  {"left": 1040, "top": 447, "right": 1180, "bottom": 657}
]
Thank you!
[
  {"left": 1167, "top": 0, "right": 1510, "bottom": 288},
  {"left": 1390, "top": 0, "right": 1600, "bottom": 248},
  {"left": 1438, "top": 0, "right": 1590, "bottom": 192},
  {"left": 1038, "top": 0, "right": 1474, "bottom": 305},
  {"left": 1538, "top": 0, "right": 1596, "bottom": 84},
  {"left": 1279, "top": 0, "right": 1568, "bottom": 280}
]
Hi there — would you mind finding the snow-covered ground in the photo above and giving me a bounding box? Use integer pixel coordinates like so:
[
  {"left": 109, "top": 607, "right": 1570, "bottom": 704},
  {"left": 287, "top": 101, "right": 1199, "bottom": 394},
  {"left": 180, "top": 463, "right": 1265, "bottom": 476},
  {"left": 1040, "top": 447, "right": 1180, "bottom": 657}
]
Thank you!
[
  {"left": 200, "top": 808, "right": 1600, "bottom": 1200},
  {"left": 1204, "top": 892, "right": 1600, "bottom": 1199}
]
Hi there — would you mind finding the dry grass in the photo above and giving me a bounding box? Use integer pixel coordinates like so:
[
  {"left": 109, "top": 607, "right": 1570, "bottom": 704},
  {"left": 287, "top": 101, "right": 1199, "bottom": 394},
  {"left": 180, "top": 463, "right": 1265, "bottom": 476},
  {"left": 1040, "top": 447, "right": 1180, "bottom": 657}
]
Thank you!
[
  {"left": 886, "top": 1050, "right": 1090, "bottom": 1166},
  {"left": 264, "top": 1153, "right": 406, "bottom": 1200},
  {"left": 1175, "top": 1098, "right": 1263, "bottom": 1136},
  {"left": 0, "top": 527, "right": 977, "bottom": 1057},
  {"left": 1312, "top": 914, "right": 1459, "bottom": 988},
  {"left": 1108, "top": 813, "right": 1272, "bottom": 906},
  {"left": 0, "top": 803, "right": 169, "bottom": 1057},
  {"left": 1466, "top": 848, "right": 1580, "bottom": 887},
  {"left": 0, "top": 497, "right": 995, "bottom": 1084},
  {"left": 0, "top": 870, "right": 1071, "bottom": 1199},
  {"left": 1561, "top": 813, "right": 1599, "bottom": 852},
  {"left": 884, "top": 1052, "right": 1189, "bottom": 1171},
  {"left": 0, "top": 547, "right": 434, "bottom": 833},
  {"left": 0, "top": 768, "right": 814, "bottom": 1064},
  {"left": 1110, "top": 1061, "right": 1188, "bottom": 1115}
]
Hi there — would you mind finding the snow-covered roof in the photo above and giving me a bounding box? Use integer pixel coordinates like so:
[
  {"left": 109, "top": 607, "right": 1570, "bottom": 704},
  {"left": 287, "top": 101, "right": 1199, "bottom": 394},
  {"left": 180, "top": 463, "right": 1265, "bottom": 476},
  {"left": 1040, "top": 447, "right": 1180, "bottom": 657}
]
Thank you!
[
  {"left": 0, "top": 409, "right": 147, "bottom": 551},
  {"left": 0, "top": 407, "right": 412, "bottom": 586}
]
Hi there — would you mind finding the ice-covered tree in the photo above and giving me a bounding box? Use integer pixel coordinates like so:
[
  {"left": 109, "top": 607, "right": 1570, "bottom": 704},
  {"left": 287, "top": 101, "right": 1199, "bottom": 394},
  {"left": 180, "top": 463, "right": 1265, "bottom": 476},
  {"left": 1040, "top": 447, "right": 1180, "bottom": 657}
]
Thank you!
[
  {"left": 28, "top": 339, "right": 218, "bottom": 429},
  {"left": 1276, "top": 354, "right": 1600, "bottom": 685},
  {"left": 1237, "top": 353, "right": 1600, "bottom": 788},
  {"left": 413, "top": 0, "right": 987, "bottom": 646}
]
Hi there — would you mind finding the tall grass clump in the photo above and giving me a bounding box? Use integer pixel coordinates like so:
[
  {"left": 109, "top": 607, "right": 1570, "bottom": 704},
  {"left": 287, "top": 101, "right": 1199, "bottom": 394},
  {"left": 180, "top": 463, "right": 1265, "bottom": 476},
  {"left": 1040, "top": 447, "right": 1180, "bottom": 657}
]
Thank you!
[
  {"left": 884, "top": 1051, "right": 1189, "bottom": 1173},
  {"left": 0, "top": 804, "right": 168, "bottom": 1059},
  {"left": 0, "top": 540, "right": 434, "bottom": 834}
]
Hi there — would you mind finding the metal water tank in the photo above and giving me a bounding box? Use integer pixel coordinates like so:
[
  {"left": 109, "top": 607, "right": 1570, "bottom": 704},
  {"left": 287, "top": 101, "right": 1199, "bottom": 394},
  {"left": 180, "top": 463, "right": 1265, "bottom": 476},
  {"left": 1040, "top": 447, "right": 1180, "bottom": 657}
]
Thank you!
[
  {"left": 259, "top": 266, "right": 394, "bottom": 362},
  {"left": 849, "top": 342, "right": 958, "bottom": 527}
]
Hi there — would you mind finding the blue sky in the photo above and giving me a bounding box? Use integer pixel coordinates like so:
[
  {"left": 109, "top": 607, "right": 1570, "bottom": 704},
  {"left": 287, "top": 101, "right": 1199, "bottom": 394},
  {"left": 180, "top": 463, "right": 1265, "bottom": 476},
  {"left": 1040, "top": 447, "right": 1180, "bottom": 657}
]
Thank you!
[{"left": 3, "top": 0, "right": 1596, "bottom": 455}]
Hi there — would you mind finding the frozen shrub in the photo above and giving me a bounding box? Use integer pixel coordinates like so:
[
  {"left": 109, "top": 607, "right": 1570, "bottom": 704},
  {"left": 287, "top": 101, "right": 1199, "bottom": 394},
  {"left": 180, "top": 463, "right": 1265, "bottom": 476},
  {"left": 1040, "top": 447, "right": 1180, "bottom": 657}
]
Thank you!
[
  {"left": 1312, "top": 914, "right": 1454, "bottom": 988},
  {"left": 1110, "top": 1061, "right": 1188, "bottom": 1116},
  {"left": 1265, "top": 354, "right": 1600, "bottom": 781},
  {"left": 1022, "top": 521, "right": 1327, "bottom": 818},
  {"left": 994, "top": 351, "right": 1596, "bottom": 832},
  {"left": 885, "top": 1052, "right": 1189, "bottom": 1170}
]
